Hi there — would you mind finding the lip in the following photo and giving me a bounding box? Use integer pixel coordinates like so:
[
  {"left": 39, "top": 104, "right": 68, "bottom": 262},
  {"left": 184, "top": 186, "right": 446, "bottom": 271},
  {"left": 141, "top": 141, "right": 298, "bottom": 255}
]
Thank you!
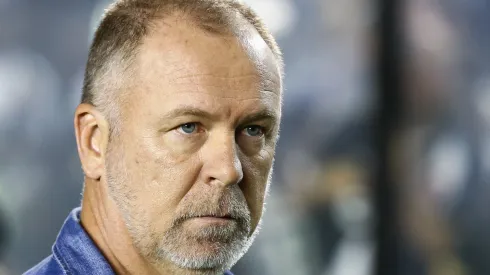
[
  {"left": 195, "top": 215, "right": 234, "bottom": 220},
  {"left": 189, "top": 216, "right": 235, "bottom": 224}
]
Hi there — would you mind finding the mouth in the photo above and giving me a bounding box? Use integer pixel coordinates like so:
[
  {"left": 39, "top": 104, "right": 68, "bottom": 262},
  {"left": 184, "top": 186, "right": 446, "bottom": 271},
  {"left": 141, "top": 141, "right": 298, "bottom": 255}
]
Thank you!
[
  {"left": 195, "top": 214, "right": 234, "bottom": 219},
  {"left": 188, "top": 214, "right": 236, "bottom": 225},
  {"left": 195, "top": 216, "right": 232, "bottom": 221}
]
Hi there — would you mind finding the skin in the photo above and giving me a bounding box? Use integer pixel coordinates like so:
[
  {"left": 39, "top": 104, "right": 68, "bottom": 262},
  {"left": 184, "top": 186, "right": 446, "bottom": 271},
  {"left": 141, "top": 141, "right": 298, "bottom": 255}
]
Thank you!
[{"left": 74, "top": 15, "right": 281, "bottom": 275}]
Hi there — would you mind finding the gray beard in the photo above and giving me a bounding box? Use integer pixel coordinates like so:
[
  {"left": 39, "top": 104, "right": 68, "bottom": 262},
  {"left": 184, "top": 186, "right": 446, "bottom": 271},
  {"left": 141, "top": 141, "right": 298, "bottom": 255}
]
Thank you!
[
  {"left": 117, "top": 199, "right": 263, "bottom": 273},
  {"left": 155, "top": 219, "right": 259, "bottom": 271},
  {"left": 107, "top": 179, "right": 267, "bottom": 273}
]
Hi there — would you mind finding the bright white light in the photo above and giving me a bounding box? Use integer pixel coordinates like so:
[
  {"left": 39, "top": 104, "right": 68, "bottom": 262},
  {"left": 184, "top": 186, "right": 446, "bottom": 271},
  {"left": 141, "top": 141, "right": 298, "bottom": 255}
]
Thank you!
[
  {"left": 89, "top": 0, "right": 113, "bottom": 44},
  {"left": 238, "top": 0, "right": 297, "bottom": 39},
  {"left": 325, "top": 240, "right": 374, "bottom": 275},
  {"left": 0, "top": 49, "right": 61, "bottom": 133},
  {"left": 428, "top": 136, "right": 469, "bottom": 206}
]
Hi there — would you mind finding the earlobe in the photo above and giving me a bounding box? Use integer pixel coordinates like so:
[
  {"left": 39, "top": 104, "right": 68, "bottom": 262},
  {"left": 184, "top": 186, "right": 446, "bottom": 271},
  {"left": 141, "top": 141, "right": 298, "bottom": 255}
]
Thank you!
[{"left": 74, "top": 104, "right": 110, "bottom": 180}]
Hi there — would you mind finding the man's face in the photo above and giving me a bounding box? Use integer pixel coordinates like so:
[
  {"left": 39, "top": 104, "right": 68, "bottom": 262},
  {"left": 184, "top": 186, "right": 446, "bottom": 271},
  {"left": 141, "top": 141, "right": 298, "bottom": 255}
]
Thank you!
[{"left": 104, "top": 19, "right": 281, "bottom": 271}]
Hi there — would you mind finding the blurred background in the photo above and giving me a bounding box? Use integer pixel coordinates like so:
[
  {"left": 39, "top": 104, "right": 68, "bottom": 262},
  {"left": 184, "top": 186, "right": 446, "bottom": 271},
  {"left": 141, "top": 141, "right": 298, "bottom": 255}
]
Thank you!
[{"left": 0, "top": 0, "right": 489, "bottom": 274}]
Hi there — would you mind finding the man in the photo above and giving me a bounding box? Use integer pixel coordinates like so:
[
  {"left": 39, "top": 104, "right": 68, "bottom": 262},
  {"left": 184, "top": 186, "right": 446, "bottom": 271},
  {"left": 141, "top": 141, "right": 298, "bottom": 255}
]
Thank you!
[{"left": 25, "top": 0, "right": 283, "bottom": 274}]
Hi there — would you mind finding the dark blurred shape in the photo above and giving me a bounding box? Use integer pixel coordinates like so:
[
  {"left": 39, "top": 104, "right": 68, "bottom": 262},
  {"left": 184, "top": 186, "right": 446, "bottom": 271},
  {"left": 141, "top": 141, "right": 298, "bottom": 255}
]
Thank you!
[
  {"left": 0, "top": 208, "right": 8, "bottom": 260},
  {"left": 373, "top": 0, "right": 404, "bottom": 274}
]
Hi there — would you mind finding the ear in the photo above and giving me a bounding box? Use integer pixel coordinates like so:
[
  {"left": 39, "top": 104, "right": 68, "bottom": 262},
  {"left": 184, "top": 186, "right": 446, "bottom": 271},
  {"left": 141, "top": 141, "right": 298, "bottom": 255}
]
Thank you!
[{"left": 74, "top": 103, "right": 110, "bottom": 180}]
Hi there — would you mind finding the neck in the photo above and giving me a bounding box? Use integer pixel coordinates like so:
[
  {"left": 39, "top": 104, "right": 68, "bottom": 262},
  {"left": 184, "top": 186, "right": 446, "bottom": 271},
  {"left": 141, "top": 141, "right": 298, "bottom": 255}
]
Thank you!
[{"left": 80, "top": 179, "right": 160, "bottom": 275}]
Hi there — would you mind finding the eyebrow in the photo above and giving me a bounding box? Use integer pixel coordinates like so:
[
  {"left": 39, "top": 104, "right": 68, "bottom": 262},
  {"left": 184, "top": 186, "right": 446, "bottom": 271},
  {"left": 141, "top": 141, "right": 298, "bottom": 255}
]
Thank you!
[
  {"left": 160, "top": 106, "right": 218, "bottom": 121},
  {"left": 160, "top": 106, "right": 279, "bottom": 125},
  {"left": 240, "top": 109, "right": 279, "bottom": 126}
]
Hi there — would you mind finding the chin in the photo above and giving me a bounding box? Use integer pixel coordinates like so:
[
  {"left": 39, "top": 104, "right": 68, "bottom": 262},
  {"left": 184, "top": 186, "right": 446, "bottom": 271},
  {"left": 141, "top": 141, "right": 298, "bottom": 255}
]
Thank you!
[
  {"left": 153, "top": 227, "right": 260, "bottom": 272},
  {"left": 161, "top": 240, "right": 243, "bottom": 270}
]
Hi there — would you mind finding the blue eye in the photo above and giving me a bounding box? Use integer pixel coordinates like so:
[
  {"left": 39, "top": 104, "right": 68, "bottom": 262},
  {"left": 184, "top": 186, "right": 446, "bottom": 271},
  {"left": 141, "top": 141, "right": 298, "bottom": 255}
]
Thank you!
[
  {"left": 180, "top": 123, "right": 197, "bottom": 134},
  {"left": 244, "top": 126, "right": 264, "bottom": 137}
]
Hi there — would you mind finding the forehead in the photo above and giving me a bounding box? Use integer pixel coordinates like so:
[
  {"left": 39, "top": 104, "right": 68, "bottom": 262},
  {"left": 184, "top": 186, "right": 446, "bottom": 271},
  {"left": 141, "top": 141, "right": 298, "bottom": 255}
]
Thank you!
[{"left": 133, "top": 15, "right": 281, "bottom": 96}]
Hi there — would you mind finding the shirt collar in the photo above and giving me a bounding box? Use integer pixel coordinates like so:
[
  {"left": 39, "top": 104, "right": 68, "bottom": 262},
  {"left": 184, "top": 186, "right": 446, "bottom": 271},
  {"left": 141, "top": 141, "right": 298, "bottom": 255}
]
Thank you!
[{"left": 53, "top": 207, "right": 115, "bottom": 275}]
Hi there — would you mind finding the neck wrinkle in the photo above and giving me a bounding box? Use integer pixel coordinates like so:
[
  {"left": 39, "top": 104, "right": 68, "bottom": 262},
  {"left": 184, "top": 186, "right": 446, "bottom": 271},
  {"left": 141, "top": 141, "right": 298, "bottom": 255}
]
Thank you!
[{"left": 80, "top": 178, "right": 158, "bottom": 275}]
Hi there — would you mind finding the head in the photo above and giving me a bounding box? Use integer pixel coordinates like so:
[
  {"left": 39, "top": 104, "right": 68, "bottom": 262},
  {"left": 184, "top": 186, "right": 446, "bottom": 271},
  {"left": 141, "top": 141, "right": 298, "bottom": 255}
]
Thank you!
[{"left": 75, "top": 0, "right": 282, "bottom": 273}]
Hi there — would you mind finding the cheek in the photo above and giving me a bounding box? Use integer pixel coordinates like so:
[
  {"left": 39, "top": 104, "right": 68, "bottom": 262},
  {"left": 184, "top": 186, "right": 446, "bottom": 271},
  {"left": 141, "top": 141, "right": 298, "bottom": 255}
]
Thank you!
[
  {"left": 162, "top": 132, "right": 205, "bottom": 157},
  {"left": 124, "top": 142, "right": 202, "bottom": 231},
  {"left": 240, "top": 151, "right": 274, "bottom": 229}
]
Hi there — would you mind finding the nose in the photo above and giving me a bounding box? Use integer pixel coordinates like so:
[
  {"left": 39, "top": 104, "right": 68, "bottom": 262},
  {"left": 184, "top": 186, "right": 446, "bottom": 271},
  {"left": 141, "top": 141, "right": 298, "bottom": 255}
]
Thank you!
[{"left": 201, "top": 133, "right": 243, "bottom": 187}]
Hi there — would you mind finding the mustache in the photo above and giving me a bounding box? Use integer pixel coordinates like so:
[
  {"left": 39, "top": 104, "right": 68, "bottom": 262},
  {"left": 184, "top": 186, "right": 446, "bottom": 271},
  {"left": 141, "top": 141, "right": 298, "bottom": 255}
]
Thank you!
[{"left": 171, "top": 188, "right": 252, "bottom": 228}]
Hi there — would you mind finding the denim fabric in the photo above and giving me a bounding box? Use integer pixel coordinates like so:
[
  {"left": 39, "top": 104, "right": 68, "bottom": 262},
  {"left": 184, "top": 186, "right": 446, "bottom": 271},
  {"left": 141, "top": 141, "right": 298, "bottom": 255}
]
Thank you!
[{"left": 24, "top": 207, "right": 234, "bottom": 275}]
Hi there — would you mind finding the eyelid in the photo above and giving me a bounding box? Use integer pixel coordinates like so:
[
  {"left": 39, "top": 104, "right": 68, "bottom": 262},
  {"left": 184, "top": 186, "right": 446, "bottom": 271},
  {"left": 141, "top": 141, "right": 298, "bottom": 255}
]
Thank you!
[
  {"left": 174, "top": 122, "right": 204, "bottom": 135},
  {"left": 240, "top": 125, "right": 267, "bottom": 137}
]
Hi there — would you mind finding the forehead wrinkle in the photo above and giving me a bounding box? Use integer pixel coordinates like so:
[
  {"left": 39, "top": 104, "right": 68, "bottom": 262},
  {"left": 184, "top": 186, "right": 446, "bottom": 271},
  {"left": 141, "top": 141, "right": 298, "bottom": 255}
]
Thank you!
[
  {"left": 163, "top": 66, "right": 280, "bottom": 94},
  {"left": 166, "top": 69, "right": 279, "bottom": 97},
  {"left": 163, "top": 90, "right": 279, "bottom": 102},
  {"left": 158, "top": 91, "right": 278, "bottom": 118},
  {"left": 162, "top": 61, "right": 279, "bottom": 93},
  {"left": 167, "top": 74, "right": 267, "bottom": 96},
  {"left": 171, "top": 73, "right": 259, "bottom": 81},
  {"left": 168, "top": 75, "right": 280, "bottom": 98}
]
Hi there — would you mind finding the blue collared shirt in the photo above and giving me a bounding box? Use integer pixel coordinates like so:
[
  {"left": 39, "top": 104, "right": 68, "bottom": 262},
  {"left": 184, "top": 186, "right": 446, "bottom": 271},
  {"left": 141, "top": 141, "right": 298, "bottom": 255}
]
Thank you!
[{"left": 24, "top": 207, "right": 234, "bottom": 275}]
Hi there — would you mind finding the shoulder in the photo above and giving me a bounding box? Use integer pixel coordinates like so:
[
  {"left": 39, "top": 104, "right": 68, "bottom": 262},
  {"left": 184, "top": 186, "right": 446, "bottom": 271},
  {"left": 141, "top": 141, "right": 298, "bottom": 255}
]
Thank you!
[
  {"left": 23, "top": 254, "right": 68, "bottom": 275},
  {"left": 224, "top": 271, "right": 234, "bottom": 275}
]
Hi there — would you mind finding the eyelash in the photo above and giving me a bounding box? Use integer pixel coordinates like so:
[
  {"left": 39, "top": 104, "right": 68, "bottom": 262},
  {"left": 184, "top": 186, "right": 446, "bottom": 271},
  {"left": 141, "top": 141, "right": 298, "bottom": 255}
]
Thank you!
[
  {"left": 242, "top": 125, "right": 266, "bottom": 137},
  {"left": 175, "top": 122, "right": 203, "bottom": 135},
  {"left": 174, "top": 123, "right": 267, "bottom": 137}
]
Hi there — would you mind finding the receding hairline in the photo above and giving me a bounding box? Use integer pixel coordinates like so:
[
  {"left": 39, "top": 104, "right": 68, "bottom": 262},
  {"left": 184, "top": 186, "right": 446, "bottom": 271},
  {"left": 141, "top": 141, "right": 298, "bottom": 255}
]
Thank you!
[
  {"left": 113, "top": 6, "right": 283, "bottom": 77},
  {"left": 108, "top": 11, "right": 282, "bottom": 98},
  {"left": 142, "top": 11, "right": 282, "bottom": 72}
]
